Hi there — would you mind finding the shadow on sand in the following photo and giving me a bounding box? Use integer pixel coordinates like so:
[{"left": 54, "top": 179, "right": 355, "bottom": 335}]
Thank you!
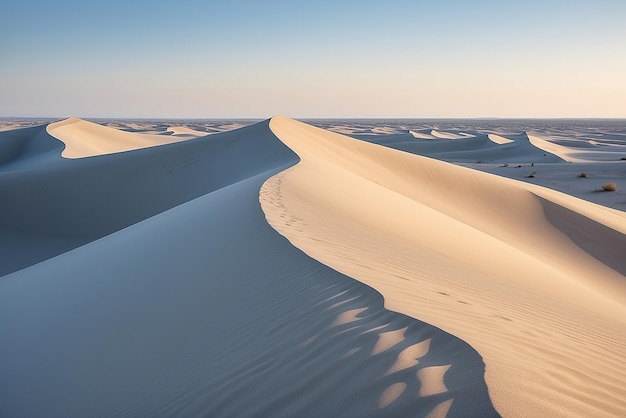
[{"left": 0, "top": 120, "right": 499, "bottom": 417}]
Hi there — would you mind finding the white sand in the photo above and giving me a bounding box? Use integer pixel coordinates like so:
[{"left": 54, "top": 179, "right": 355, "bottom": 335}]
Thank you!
[
  {"left": 342, "top": 123, "right": 626, "bottom": 211},
  {"left": 1, "top": 116, "right": 624, "bottom": 417},
  {"left": 0, "top": 118, "right": 496, "bottom": 417},
  {"left": 165, "top": 125, "right": 208, "bottom": 137},
  {"left": 0, "top": 119, "right": 293, "bottom": 276},
  {"left": 47, "top": 117, "right": 193, "bottom": 158},
  {"left": 262, "top": 116, "right": 626, "bottom": 417}
]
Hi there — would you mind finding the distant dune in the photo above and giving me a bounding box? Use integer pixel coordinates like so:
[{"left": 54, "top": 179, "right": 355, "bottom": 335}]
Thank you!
[
  {"left": 1, "top": 117, "right": 624, "bottom": 417},
  {"left": 48, "top": 117, "right": 191, "bottom": 158}
]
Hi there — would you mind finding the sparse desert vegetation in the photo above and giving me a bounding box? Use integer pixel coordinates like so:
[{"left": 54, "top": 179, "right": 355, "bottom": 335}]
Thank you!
[{"left": 601, "top": 182, "right": 617, "bottom": 192}]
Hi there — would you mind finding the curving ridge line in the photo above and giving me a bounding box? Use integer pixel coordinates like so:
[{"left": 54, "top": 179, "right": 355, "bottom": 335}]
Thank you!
[
  {"left": 47, "top": 117, "right": 192, "bottom": 158},
  {"left": 262, "top": 116, "right": 626, "bottom": 418},
  {"left": 0, "top": 119, "right": 298, "bottom": 276},
  {"left": 0, "top": 118, "right": 498, "bottom": 417}
]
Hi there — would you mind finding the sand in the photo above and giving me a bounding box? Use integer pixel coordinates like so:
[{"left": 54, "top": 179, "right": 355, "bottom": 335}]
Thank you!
[
  {"left": 262, "top": 116, "right": 626, "bottom": 417},
  {"left": 1, "top": 116, "right": 624, "bottom": 417},
  {"left": 47, "top": 117, "right": 192, "bottom": 158}
]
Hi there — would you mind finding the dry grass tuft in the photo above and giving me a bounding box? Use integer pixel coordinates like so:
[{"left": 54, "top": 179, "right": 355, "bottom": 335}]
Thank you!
[{"left": 601, "top": 182, "right": 617, "bottom": 192}]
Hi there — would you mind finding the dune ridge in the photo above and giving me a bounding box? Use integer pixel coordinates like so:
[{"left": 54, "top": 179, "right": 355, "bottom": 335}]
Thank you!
[
  {"left": 0, "top": 118, "right": 498, "bottom": 416},
  {"left": 2, "top": 116, "right": 624, "bottom": 417},
  {"left": 0, "top": 119, "right": 294, "bottom": 276},
  {"left": 47, "top": 117, "right": 193, "bottom": 158},
  {"left": 353, "top": 130, "right": 564, "bottom": 164},
  {"left": 261, "top": 116, "right": 626, "bottom": 417}
]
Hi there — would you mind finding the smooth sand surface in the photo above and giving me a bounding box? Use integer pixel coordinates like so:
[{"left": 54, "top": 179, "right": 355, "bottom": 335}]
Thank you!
[
  {"left": 1, "top": 116, "right": 624, "bottom": 417},
  {"left": 165, "top": 125, "right": 209, "bottom": 137},
  {"left": 47, "top": 117, "right": 192, "bottom": 158},
  {"left": 0, "top": 118, "right": 496, "bottom": 417},
  {"left": 0, "top": 120, "right": 292, "bottom": 276},
  {"left": 262, "top": 116, "right": 626, "bottom": 417},
  {"left": 335, "top": 121, "right": 626, "bottom": 211}
]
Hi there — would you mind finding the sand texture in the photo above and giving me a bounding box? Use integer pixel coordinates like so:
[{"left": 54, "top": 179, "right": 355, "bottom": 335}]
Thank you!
[
  {"left": 1, "top": 116, "right": 625, "bottom": 417},
  {"left": 262, "top": 117, "right": 626, "bottom": 417}
]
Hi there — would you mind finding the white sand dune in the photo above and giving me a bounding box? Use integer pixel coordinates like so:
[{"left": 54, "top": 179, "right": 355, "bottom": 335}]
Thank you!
[
  {"left": 262, "top": 116, "right": 626, "bottom": 418},
  {"left": 0, "top": 120, "right": 295, "bottom": 276},
  {"left": 371, "top": 126, "right": 404, "bottom": 135},
  {"left": 430, "top": 130, "right": 470, "bottom": 139},
  {"left": 356, "top": 130, "right": 563, "bottom": 164},
  {"left": 0, "top": 118, "right": 496, "bottom": 417},
  {"left": 410, "top": 129, "right": 438, "bottom": 139},
  {"left": 165, "top": 125, "right": 209, "bottom": 137},
  {"left": 47, "top": 117, "right": 193, "bottom": 158},
  {"left": 1, "top": 116, "right": 624, "bottom": 417},
  {"left": 529, "top": 133, "right": 626, "bottom": 162},
  {"left": 487, "top": 133, "right": 514, "bottom": 144}
]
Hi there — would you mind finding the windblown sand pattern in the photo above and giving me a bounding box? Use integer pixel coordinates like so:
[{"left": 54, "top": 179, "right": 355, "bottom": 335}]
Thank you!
[{"left": 1, "top": 116, "right": 624, "bottom": 417}]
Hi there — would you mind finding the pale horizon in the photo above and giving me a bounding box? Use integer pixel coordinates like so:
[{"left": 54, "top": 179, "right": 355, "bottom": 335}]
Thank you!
[
  {"left": 2, "top": 0, "right": 626, "bottom": 118},
  {"left": 4, "top": 115, "right": 626, "bottom": 121}
]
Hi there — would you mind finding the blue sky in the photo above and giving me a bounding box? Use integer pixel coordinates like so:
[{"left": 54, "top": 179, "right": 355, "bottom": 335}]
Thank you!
[{"left": 1, "top": 0, "right": 625, "bottom": 118}]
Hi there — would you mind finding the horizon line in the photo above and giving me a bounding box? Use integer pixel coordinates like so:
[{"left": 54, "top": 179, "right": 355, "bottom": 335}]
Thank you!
[{"left": 2, "top": 115, "right": 626, "bottom": 121}]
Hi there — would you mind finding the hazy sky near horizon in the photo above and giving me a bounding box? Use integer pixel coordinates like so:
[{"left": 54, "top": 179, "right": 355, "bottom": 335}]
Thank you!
[{"left": 1, "top": 0, "right": 625, "bottom": 118}]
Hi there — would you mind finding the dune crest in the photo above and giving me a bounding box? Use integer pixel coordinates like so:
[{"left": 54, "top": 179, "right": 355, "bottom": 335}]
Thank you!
[
  {"left": 261, "top": 116, "right": 626, "bottom": 417},
  {"left": 2, "top": 116, "right": 624, "bottom": 416},
  {"left": 0, "top": 118, "right": 499, "bottom": 417},
  {"left": 430, "top": 129, "right": 468, "bottom": 139},
  {"left": 487, "top": 133, "right": 514, "bottom": 144},
  {"left": 0, "top": 119, "right": 296, "bottom": 276},
  {"left": 47, "top": 117, "right": 193, "bottom": 158},
  {"left": 165, "top": 125, "right": 208, "bottom": 137}
]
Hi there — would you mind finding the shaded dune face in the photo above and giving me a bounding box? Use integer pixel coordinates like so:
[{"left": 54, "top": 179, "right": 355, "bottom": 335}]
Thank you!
[
  {"left": 353, "top": 131, "right": 564, "bottom": 164},
  {"left": 0, "top": 119, "right": 497, "bottom": 417},
  {"left": 0, "top": 124, "right": 64, "bottom": 167},
  {"left": 0, "top": 120, "right": 297, "bottom": 276}
]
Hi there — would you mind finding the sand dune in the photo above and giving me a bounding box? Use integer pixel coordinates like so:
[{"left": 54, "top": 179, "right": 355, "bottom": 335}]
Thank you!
[
  {"left": 0, "top": 120, "right": 295, "bottom": 276},
  {"left": 0, "top": 118, "right": 496, "bottom": 417},
  {"left": 487, "top": 133, "right": 514, "bottom": 144},
  {"left": 430, "top": 130, "right": 469, "bottom": 139},
  {"left": 354, "top": 130, "right": 563, "bottom": 164},
  {"left": 164, "top": 125, "right": 209, "bottom": 137},
  {"left": 262, "top": 116, "right": 626, "bottom": 417},
  {"left": 410, "top": 130, "right": 438, "bottom": 139},
  {"left": 1, "top": 116, "right": 624, "bottom": 417},
  {"left": 2, "top": 170, "right": 496, "bottom": 417},
  {"left": 47, "top": 117, "right": 193, "bottom": 158},
  {"left": 529, "top": 133, "right": 626, "bottom": 162}
]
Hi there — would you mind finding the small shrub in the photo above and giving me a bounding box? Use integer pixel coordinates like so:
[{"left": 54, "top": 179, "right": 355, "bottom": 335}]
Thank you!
[
  {"left": 602, "top": 182, "right": 617, "bottom": 192},
  {"left": 578, "top": 172, "right": 587, "bottom": 178}
]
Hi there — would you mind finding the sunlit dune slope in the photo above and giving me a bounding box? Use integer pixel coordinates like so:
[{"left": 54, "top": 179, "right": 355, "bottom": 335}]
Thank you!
[
  {"left": 261, "top": 116, "right": 626, "bottom": 418},
  {"left": 358, "top": 131, "right": 563, "bottom": 164},
  {"left": 47, "top": 117, "right": 193, "bottom": 158}
]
